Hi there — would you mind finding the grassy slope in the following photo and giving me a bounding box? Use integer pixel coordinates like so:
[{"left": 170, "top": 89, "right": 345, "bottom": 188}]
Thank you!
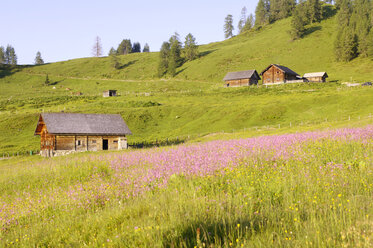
[{"left": 1, "top": 12, "right": 373, "bottom": 153}]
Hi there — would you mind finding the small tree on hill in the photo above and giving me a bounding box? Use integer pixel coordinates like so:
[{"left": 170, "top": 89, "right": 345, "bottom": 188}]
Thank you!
[
  {"left": 242, "top": 14, "right": 255, "bottom": 32},
  {"left": 44, "top": 74, "right": 50, "bottom": 85},
  {"left": 117, "top": 39, "right": 132, "bottom": 55},
  {"left": 92, "top": 36, "right": 103, "bottom": 57},
  {"left": 224, "top": 14, "right": 234, "bottom": 38},
  {"left": 108, "top": 47, "right": 117, "bottom": 56},
  {"left": 158, "top": 41, "right": 170, "bottom": 77},
  {"left": 143, "top": 43, "right": 150, "bottom": 52},
  {"left": 238, "top": 7, "right": 247, "bottom": 33},
  {"left": 168, "top": 33, "right": 182, "bottom": 77},
  {"left": 132, "top": 42, "right": 141, "bottom": 53},
  {"left": 290, "top": 3, "right": 308, "bottom": 39},
  {"left": 184, "top": 33, "right": 198, "bottom": 61},
  {"left": 0, "top": 46, "right": 4, "bottom": 64},
  {"left": 5, "top": 45, "right": 17, "bottom": 65},
  {"left": 34, "top": 51, "right": 44, "bottom": 65}
]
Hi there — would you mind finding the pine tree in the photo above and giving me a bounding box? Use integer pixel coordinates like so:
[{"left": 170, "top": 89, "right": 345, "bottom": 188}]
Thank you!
[
  {"left": 117, "top": 39, "right": 132, "bottom": 55},
  {"left": 168, "top": 33, "right": 182, "bottom": 77},
  {"left": 290, "top": 3, "right": 307, "bottom": 39},
  {"left": 143, "top": 43, "right": 150, "bottom": 52},
  {"left": 184, "top": 33, "right": 198, "bottom": 61},
  {"left": 255, "top": 0, "right": 270, "bottom": 26},
  {"left": 0, "top": 46, "right": 4, "bottom": 64},
  {"left": 5, "top": 45, "right": 11, "bottom": 64},
  {"left": 224, "top": 14, "right": 234, "bottom": 38},
  {"left": 8, "top": 46, "right": 17, "bottom": 65},
  {"left": 336, "top": 26, "right": 358, "bottom": 61},
  {"left": 132, "top": 42, "right": 141, "bottom": 53},
  {"left": 158, "top": 42, "right": 170, "bottom": 77},
  {"left": 34, "top": 51, "right": 44, "bottom": 65},
  {"left": 92, "top": 36, "right": 103, "bottom": 57},
  {"left": 278, "top": 0, "right": 296, "bottom": 20},
  {"left": 238, "top": 7, "right": 247, "bottom": 33},
  {"left": 44, "top": 74, "right": 50, "bottom": 85},
  {"left": 335, "top": 0, "right": 354, "bottom": 61},
  {"left": 108, "top": 47, "right": 117, "bottom": 56}
]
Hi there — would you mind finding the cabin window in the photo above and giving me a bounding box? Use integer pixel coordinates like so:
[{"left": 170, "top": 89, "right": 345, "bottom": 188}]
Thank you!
[
  {"left": 113, "top": 140, "right": 118, "bottom": 143},
  {"left": 77, "top": 140, "right": 81, "bottom": 146},
  {"left": 267, "top": 79, "right": 270, "bottom": 82},
  {"left": 277, "top": 78, "right": 280, "bottom": 81},
  {"left": 92, "top": 140, "right": 96, "bottom": 144}
]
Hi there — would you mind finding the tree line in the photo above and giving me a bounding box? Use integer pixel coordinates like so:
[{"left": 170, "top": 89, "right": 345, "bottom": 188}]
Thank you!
[{"left": 224, "top": 0, "right": 373, "bottom": 62}]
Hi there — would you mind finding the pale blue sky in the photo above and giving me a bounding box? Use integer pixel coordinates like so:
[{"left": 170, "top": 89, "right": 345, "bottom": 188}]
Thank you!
[{"left": 2, "top": 0, "right": 259, "bottom": 64}]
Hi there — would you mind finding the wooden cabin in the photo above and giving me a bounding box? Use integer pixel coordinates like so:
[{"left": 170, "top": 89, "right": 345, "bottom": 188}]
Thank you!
[
  {"left": 223, "top": 70, "right": 261, "bottom": 87},
  {"left": 260, "top": 64, "right": 302, "bottom": 85},
  {"left": 103, "top": 90, "right": 117, "bottom": 97},
  {"left": 34, "top": 113, "right": 132, "bottom": 157},
  {"left": 303, "top": 72, "right": 328, "bottom": 82}
]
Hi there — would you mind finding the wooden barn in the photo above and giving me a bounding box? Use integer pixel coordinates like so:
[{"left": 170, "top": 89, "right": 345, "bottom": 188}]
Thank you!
[
  {"left": 260, "top": 64, "right": 302, "bottom": 84},
  {"left": 103, "top": 90, "right": 117, "bottom": 97},
  {"left": 303, "top": 72, "right": 328, "bottom": 82},
  {"left": 223, "top": 70, "right": 261, "bottom": 87},
  {"left": 34, "top": 113, "right": 132, "bottom": 157}
]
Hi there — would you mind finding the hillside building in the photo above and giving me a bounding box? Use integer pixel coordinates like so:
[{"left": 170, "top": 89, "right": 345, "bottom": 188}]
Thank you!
[
  {"left": 303, "top": 72, "right": 328, "bottom": 82},
  {"left": 223, "top": 70, "right": 261, "bottom": 87},
  {"left": 260, "top": 64, "right": 303, "bottom": 84},
  {"left": 34, "top": 113, "right": 132, "bottom": 157},
  {"left": 103, "top": 90, "right": 117, "bottom": 97}
]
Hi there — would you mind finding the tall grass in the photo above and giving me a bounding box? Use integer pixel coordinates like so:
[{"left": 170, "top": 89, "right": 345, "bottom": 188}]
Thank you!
[{"left": 0, "top": 126, "right": 371, "bottom": 247}]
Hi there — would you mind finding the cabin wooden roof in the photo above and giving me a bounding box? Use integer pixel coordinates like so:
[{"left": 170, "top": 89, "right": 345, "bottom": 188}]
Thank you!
[
  {"left": 34, "top": 113, "right": 132, "bottom": 136},
  {"left": 260, "top": 64, "right": 300, "bottom": 76},
  {"left": 223, "top": 70, "right": 261, "bottom": 81},
  {"left": 303, "top": 72, "right": 328, "bottom": 78}
]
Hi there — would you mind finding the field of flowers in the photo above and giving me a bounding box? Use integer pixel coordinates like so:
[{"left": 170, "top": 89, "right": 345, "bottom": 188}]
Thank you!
[{"left": 0, "top": 126, "right": 372, "bottom": 247}]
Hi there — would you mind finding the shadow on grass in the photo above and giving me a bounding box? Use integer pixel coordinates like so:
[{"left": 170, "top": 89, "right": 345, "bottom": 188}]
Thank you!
[
  {"left": 322, "top": 5, "right": 337, "bottom": 20},
  {"left": 199, "top": 49, "right": 216, "bottom": 58},
  {"left": 162, "top": 216, "right": 269, "bottom": 247},
  {"left": 303, "top": 26, "right": 322, "bottom": 37},
  {"left": 118, "top": 60, "right": 138, "bottom": 69},
  {"left": 0, "top": 64, "right": 20, "bottom": 79},
  {"left": 128, "top": 137, "right": 186, "bottom": 149}
]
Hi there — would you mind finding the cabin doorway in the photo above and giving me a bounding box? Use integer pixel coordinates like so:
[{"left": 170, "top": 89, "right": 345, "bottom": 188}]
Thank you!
[{"left": 103, "top": 139, "right": 108, "bottom": 150}]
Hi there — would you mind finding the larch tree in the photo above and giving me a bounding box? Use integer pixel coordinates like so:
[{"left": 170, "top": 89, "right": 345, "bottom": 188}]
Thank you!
[
  {"left": 92, "top": 36, "right": 103, "bottom": 57},
  {"left": 184, "top": 33, "right": 198, "bottom": 61},
  {"left": 238, "top": 7, "right": 247, "bottom": 33},
  {"left": 34, "top": 51, "right": 44, "bottom": 65},
  {"left": 224, "top": 14, "right": 234, "bottom": 38}
]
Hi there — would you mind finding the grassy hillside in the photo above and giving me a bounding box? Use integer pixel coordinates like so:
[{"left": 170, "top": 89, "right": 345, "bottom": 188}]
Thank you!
[
  {"left": 1, "top": 10, "right": 373, "bottom": 154},
  {"left": 18, "top": 14, "right": 373, "bottom": 82}
]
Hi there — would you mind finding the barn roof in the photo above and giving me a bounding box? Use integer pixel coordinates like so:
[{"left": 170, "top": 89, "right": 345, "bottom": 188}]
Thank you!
[
  {"left": 34, "top": 113, "right": 132, "bottom": 136},
  {"left": 303, "top": 72, "right": 328, "bottom": 78},
  {"left": 223, "top": 70, "right": 261, "bottom": 81},
  {"left": 260, "top": 64, "right": 300, "bottom": 76}
]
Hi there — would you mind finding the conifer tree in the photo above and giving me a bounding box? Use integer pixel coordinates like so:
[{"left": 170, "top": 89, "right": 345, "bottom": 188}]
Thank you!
[
  {"left": 255, "top": 0, "right": 270, "bottom": 26},
  {"left": 132, "top": 42, "right": 141, "bottom": 53},
  {"left": 184, "top": 33, "right": 198, "bottom": 61},
  {"left": 224, "top": 14, "right": 234, "bottom": 38},
  {"left": 307, "top": 0, "right": 322, "bottom": 23},
  {"left": 34, "top": 51, "right": 44, "bottom": 65},
  {"left": 243, "top": 14, "right": 255, "bottom": 32},
  {"left": 143, "top": 43, "right": 150, "bottom": 52},
  {"left": 5, "top": 45, "right": 17, "bottom": 65},
  {"left": 117, "top": 39, "right": 132, "bottom": 55},
  {"left": 110, "top": 52, "right": 120, "bottom": 69},
  {"left": 350, "top": 0, "right": 372, "bottom": 57},
  {"left": 238, "top": 7, "right": 247, "bottom": 33},
  {"left": 108, "top": 47, "right": 117, "bottom": 56},
  {"left": 0, "top": 46, "right": 4, "bottom": 64},
  {"left": 278, "top": 0, "right": 296, "bottom": 20},
  {"left": 168, "top": 33, "right": 182, "bottom": 77},
  {"left": 158, "top": 42, "right": 170, "bottom": 77},
  {"left": 290, "top": 2, "right": 308, "bottom": 39}
]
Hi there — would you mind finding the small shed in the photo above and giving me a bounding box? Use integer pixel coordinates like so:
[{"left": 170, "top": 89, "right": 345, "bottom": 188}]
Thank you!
[
  {"left": 103, "top": 90, "right": 117, "bottom": 97},
  {"left": 260, "top": 64, "right": 301, "bottom": 84},
  {"left": 34, "top": 113, "right": 132, "bottom": 157},
  {"left": 223, "top": 70, "right": 261, "bottom": 87},
  {"left": 303, "top": 72, "right": 328, "bottom": 82}
]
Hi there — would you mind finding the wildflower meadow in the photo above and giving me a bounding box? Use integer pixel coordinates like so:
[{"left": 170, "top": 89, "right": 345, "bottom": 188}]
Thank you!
[{"left": 0, "top": 126, "right": 372, "bottom": 247}]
